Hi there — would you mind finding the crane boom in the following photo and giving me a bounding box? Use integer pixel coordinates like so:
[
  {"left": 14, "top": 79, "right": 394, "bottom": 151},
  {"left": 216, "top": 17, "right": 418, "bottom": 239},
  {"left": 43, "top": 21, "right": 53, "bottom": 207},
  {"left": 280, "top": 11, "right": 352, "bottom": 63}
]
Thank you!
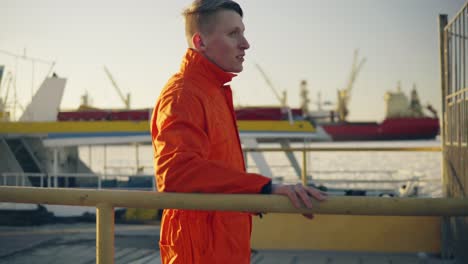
[
  {"left": 344, "top": 50, "right": 366, "bottom": 95},
  {"left": 0, "top": 66, "right": 4, "bottom": 97},
  {"left": 255, "top": 63, "right": 286, "bottom": 107},
  {"left": 103, "top": 66, "right": 130, "bottom": 109},
  {"left": 2, "top": 72, "right": 13, "bottom": 104},
  {"left": 337, "top": 49, "right": 366, "bottom": 121}
]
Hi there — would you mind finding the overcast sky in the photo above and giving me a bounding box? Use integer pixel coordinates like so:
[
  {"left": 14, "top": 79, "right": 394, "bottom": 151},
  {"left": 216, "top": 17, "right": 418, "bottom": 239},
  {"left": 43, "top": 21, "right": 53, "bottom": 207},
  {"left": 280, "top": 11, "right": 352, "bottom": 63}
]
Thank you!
[{"left": 0, "top": 0, "right": 465, "bottom": 121}]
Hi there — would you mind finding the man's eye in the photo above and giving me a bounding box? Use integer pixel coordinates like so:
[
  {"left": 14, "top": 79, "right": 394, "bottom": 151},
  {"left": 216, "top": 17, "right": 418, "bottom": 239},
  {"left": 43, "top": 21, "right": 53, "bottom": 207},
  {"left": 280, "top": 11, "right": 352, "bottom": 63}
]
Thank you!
[{"left": 229, "top": 31, "right": 239, "bottom": 36}]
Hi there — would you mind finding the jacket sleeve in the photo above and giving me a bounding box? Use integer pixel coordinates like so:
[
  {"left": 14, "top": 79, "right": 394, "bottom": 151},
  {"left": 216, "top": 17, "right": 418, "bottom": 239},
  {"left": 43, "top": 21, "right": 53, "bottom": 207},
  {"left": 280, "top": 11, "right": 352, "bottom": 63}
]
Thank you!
[{"left": 151, "top": 88, "right": 271, "bottom": 194}]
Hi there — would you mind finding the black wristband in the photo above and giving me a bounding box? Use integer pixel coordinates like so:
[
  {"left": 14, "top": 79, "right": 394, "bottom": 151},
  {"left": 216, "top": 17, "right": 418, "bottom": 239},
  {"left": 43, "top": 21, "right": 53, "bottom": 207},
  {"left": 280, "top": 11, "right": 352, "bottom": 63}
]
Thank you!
[{"left": 260, "top": 180, "right": 272, "bottom": 194}]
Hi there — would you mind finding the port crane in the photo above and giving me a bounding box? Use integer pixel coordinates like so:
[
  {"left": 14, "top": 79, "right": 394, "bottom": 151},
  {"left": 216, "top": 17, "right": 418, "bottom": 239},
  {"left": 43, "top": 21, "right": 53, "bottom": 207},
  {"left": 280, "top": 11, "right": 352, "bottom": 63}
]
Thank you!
[
  {"left": 255, "top": 63, "right": 288, "bottom": 107},
  {"left": 0, "top": 70, "right": 13, "bottom": 111},
  {"left": 254, "top": 63, "right": 294, "bottom": 123},
  {"left": 0, "top": 67, "right": 12, "bottom": 121},
  {"left": 0, "top": 66, "right": 7, "bottom": 108},
  {"left": 103, "top": 66, "right": 131, "bottom": 110},
  {"left": 337, "top": 49, "right": 366, "bottom": 122}
]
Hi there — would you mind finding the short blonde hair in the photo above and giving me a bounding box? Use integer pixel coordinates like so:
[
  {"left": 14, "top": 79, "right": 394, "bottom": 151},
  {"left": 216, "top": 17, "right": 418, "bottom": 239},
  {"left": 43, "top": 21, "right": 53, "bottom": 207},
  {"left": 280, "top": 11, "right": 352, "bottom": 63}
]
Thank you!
[{"left": 182, "top": 0, "right": 243, "bottom": 45}]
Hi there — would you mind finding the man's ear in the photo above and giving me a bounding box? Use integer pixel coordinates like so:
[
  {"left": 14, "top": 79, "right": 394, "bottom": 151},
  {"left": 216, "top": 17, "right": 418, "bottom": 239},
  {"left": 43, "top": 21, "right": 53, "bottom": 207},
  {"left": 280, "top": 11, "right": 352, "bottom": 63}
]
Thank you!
[{"left": 192, "top": 33, "right": 206, "bottom": 51}]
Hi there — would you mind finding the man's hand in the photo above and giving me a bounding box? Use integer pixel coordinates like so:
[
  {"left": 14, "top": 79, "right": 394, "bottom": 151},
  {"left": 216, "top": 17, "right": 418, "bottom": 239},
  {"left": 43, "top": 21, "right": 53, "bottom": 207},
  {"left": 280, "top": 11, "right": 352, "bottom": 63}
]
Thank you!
[{"left": 271, "top": 183, "right": 327, "bottom": 219}]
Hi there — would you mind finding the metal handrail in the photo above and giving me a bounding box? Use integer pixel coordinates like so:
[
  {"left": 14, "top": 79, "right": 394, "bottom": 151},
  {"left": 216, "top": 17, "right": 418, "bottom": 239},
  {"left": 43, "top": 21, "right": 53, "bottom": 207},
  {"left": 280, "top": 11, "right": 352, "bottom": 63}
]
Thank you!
[
  {"left": 1, "top": 186, "right": 467, "bottom": 216},
  {"left": 242, "top": 146, "right": 442, "bottom": 152},
  {"left": 0, "top": 186, "right": 467, "bottom": 264}
]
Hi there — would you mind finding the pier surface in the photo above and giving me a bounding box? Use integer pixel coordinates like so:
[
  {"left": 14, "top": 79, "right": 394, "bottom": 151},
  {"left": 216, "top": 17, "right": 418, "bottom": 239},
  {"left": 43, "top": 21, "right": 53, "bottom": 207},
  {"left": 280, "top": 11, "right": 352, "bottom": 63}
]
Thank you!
[{"left": 0, "top": 224, "right": 454, "bottom": 264}]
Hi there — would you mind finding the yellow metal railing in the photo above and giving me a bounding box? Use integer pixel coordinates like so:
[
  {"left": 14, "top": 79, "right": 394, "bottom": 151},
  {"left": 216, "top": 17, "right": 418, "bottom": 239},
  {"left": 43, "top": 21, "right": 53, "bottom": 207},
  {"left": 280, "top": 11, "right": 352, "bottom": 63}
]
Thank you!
[
  {"left": 243, "top": 146, "right": 442, "bottom": 185},
  {"left": 0, "top": 186, "right": 467, "bottom": 263}
]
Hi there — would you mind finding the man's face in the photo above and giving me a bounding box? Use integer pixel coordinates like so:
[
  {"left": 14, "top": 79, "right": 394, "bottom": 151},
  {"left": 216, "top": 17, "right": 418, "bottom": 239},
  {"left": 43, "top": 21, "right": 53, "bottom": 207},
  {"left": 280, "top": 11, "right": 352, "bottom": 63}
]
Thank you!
[{"left": 200, "top": 10, "right": 250, "bottom": 73}]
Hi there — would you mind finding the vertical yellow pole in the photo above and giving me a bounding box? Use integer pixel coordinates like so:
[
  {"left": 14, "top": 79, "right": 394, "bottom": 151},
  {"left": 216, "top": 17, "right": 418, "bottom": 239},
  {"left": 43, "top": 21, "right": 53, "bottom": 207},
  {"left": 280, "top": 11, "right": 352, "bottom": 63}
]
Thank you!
[
  {"left": 96, "top": 203, "right": 114, "bottom": 264},
  {"left": 438, "top": 14, "right": 450, "bottom": 259},
  {"left": 301, "top": 150, "right": 307, "bottom": 186}
]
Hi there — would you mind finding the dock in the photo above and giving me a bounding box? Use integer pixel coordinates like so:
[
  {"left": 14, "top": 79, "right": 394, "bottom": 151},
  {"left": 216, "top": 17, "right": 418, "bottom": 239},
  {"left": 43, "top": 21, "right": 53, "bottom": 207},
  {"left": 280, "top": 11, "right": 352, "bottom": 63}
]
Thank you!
[{"left": 0, "top": 224, "right": 455, "bottom": 264}]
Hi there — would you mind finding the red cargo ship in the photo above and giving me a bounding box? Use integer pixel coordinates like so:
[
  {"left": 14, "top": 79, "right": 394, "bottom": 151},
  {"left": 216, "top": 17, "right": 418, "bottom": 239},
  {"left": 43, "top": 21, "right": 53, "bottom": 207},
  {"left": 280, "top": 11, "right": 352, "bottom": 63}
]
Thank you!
[
  {"left": 231, "top": 107, "right": 440, "bottom": 141},
  {"left": 315, "top": 83, "right": 440, "bottom": 141},
  {"left": 320, "top": 117, "right": 439, "bottom": 141}
]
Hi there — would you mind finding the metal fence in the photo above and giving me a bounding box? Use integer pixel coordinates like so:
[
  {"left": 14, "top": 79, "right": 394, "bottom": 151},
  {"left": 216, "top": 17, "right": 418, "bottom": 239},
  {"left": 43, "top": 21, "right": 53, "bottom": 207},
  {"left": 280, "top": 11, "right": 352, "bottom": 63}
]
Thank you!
[
  {"left": 0, "top": 172, "right": 156, "bottom": 191},
  {"left": 1, "top": 146, "right": 442, "bottom": 198},
  {"left": 439, "top": 2, "right": 468, "bottom": 262}
]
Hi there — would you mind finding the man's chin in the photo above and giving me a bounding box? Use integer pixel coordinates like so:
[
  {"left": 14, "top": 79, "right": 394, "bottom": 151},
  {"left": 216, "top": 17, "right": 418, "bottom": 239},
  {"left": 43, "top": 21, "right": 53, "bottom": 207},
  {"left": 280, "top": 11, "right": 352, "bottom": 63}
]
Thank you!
[{"left": 230, "top": 65, "right": 243, "bottom": 73}]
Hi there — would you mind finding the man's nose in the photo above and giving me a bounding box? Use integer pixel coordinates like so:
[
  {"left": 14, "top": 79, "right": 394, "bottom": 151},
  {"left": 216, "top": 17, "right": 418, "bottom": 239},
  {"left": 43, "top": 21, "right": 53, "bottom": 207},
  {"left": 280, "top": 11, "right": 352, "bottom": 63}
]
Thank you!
[{"left": 240, "top": 35, "right": 250, "bottom": 50}]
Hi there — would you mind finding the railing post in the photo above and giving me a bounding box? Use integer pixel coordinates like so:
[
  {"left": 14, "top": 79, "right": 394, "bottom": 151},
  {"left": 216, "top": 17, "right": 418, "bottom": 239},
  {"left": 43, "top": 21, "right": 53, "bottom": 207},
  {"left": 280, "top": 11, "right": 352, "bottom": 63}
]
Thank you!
[
  {"left": 96, "top": 203, "right": 114, "bottom": 264},
  {"left": 103, "top": 145, "right": 107, "bottom": 178},
  {"left": 53, "top": 148, "right": 58, "bottom": 188},
  {"left": 98, "top": 174, "right": 102, "bottom": 190},
  {"left": 439, "top": 13, "right": 452, "bottom": 260},
  {"left": 302, "top": 150, "right": 307, "bottom": 186}
]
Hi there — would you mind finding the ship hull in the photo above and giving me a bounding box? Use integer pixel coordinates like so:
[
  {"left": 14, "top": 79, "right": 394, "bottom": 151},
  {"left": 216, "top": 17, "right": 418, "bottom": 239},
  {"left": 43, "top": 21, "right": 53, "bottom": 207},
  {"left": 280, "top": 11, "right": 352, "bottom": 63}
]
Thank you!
[{"left": 321, "top": 117, "right": 440, "bottom": 141}]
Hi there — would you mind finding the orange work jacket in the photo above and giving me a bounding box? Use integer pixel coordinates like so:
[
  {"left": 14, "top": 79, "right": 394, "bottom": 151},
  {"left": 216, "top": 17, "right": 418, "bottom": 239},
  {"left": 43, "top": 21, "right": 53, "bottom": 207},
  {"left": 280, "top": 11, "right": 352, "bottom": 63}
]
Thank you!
[{"left": 151, "top": 49, "right": 271, "bottom": 263}]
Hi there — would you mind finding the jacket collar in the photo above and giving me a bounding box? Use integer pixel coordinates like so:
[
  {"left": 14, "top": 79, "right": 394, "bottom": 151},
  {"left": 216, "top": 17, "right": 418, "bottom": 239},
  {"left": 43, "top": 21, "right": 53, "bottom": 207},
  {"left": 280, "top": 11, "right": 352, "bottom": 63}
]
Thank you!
[{"left": 180, "top": 49, "right": 236, "bottom": 87}]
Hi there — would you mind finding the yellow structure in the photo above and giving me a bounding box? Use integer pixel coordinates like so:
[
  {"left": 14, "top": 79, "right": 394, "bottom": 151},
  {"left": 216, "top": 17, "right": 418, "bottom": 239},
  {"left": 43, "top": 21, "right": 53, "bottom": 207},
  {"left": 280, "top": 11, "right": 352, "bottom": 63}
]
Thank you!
[
  {"left": 0, "top": 120, "right": 316, "bottom": 134},
  {"left": 0, "top": 111, "right": 9, "bottom": 121},
  {"left": 252, "top": 214, "right": 440, "bottom": 253}
]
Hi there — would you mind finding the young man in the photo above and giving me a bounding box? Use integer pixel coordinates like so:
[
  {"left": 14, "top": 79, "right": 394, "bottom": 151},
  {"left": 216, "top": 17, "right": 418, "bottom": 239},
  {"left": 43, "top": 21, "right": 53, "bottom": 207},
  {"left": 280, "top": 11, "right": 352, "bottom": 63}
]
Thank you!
[{"left": 150, "top": 0, "right": 326, "bottom": 263}]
